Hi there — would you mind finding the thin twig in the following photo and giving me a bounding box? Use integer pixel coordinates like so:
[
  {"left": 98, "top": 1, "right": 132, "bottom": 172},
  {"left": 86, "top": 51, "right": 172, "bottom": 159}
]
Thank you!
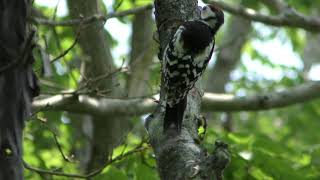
[
  {"left": 37, "top": 117, "right": 76, "bottom": 163},
  {"left": 29, "top": 103, "right": 51, "bottom": 119},
  {"left": 35, "top": 24, "right": 81, "bottom": 75},
  {"left": 52, "top": 0, "right": 60, "bottom": 20},
  {"left": 85, "top": 145, "right": 147, "bottom": 178},
  {"left": 24, "top": 161, "right": 89, "bottom": 179},
  {"left": 113, "top": 0, "right": 124, "bottom": 12},
  {"left": 24, "top": 143, "right": 148, "bottom": 179},
  {"left": 50, "top": 35, "right": 79, "bottom": 63},
  {"left": 32, "top": 4, "right": 153, "bottom": 27},
  {"left": 76, "top": 58, "right": 128, "bottom": 94}
]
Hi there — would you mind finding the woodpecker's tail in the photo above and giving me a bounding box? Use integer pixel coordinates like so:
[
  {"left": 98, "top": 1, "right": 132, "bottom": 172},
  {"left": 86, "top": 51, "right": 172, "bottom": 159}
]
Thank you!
[{"left": 163, "top": 97, "right": 187, "bottom": 132}]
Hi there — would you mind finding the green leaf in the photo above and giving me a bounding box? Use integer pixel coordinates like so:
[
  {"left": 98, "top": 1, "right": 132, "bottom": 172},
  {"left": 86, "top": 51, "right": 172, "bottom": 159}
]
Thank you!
[{"left": 96, "top": 166, "right": 127, "bottom": 180}]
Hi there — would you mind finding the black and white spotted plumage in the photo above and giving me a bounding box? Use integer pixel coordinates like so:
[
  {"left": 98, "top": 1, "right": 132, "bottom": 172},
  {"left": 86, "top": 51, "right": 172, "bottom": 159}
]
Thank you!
[{"left": 162, "top": 4, "right": 224, "bottom": 132}]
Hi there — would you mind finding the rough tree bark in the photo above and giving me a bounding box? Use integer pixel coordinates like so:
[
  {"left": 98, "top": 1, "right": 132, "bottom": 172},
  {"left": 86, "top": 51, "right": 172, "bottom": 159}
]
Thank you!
[
  {"left": 145, "top": 1, "right": 230, "bottom": 179},
  {"left": 0, "top": 0, "right": 38, "bottom": 179}
]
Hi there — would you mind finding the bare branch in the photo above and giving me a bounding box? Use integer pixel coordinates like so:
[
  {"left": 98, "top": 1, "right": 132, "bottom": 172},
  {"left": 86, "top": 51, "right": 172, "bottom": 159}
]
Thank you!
[
  {"left": 259, "top": 0, "right": 287, "bottom": 12},
  {"left": 32, "top": 81, "right": 320, "bottom": 116},
  {"left": 31, "top": 4, "right": 153, "bottom": 27},
  {"left": 207, "top": 0, "right": 320, "bottom": 31},
  {"left": 32, "top": 94, "right": 156, "bottom": 116},
  {"left": 202, "top": 81, "right": 320, "bottom": 111}
]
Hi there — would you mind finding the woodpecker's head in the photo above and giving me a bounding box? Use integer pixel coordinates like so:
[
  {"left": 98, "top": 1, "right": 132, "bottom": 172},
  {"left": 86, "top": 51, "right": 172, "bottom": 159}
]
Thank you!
[{"left": 200, "top": 4, "right": 224, "bottom": 33}]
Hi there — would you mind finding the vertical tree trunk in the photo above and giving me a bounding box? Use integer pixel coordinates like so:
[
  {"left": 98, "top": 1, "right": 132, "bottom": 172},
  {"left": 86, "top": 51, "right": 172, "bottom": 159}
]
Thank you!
[
  {"left": 127, "top": 8, "right": 156, "bottom": 97},
  {"left": 303, "top": 8, "right": 320, "bottom": 79},
  {"left": 146, "top": 1, "right": 230, "bottom": 179},
  {"left": 67, "top": 0, "right": 130, "bottom": 171},
  {"left": 0, "top": 0, "right": 38, "bottom": 179}
]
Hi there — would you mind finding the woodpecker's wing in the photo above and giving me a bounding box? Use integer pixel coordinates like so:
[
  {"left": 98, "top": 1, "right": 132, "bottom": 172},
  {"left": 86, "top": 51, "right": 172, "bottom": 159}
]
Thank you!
[{"left": 163, "top": 20, "right": 215, "bottom": 107}]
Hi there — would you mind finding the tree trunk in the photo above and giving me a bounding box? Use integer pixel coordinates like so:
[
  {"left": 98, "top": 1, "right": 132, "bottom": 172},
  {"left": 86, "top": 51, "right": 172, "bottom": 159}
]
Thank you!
[
  {"left": 0, "top": 0, "right": 38, "bottom": 179},
  {"left": 146, "top": 1, "right": 230, "bottom": 179},
  {"left": 127, "top": 8, "right": 156, "bottom": 97},
  {"left": 67, "top": 0, "right": 130, "bottom": 171},
  {"left": 303, "top": 8, "right": 320, "bottom": 79}
]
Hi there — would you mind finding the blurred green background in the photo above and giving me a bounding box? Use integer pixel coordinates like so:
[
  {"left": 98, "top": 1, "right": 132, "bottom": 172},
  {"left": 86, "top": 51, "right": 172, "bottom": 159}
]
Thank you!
[{"left": 25, "top": 0, "right": 320, "bottom": 179}]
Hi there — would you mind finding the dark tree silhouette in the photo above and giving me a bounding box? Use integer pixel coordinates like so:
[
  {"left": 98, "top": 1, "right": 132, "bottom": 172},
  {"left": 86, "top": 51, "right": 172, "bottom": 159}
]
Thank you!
[{"left": 0, "top": 0, "right": 38, "bottom": 179}]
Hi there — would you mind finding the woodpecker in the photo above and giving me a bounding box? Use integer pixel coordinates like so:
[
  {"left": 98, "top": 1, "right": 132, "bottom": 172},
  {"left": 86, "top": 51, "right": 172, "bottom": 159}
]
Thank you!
[{"left": 162, "top": 4, "right": 224, "bottom": 132}]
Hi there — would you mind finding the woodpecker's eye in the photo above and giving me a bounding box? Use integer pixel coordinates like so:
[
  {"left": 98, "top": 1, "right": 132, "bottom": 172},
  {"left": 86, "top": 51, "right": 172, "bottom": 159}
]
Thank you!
[{"left": 203, "top": 6, "right": 207, "bottom": 10}]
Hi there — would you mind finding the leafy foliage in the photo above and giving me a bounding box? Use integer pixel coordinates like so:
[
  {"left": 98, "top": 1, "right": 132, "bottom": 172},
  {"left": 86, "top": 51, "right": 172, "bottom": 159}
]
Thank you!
[{"left": 25, "top": 0, "right": 320, "bottom": 179}]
